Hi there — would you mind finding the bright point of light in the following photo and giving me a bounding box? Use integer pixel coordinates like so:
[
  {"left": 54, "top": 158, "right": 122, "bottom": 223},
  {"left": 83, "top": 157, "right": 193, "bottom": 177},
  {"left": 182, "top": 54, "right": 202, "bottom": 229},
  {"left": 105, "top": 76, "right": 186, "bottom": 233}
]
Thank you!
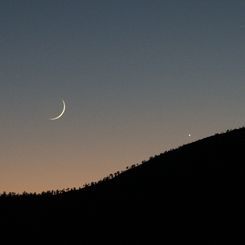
[{"left": 188, "top": 134, "right": 191, "bottom": 137}]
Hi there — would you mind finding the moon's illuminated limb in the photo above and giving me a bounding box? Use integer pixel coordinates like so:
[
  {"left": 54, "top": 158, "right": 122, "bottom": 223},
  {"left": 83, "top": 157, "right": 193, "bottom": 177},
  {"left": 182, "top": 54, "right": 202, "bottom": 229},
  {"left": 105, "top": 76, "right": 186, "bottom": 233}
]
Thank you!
[{"left": 50, "top": 100, "right": 66, "bottom": 120}]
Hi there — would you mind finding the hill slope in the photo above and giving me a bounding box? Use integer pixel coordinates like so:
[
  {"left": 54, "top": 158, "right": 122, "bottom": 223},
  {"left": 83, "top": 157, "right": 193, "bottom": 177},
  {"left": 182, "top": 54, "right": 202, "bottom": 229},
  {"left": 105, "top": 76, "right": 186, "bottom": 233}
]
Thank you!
[{"left": 0, "top": 128, "right": 244, "bottom": 244}]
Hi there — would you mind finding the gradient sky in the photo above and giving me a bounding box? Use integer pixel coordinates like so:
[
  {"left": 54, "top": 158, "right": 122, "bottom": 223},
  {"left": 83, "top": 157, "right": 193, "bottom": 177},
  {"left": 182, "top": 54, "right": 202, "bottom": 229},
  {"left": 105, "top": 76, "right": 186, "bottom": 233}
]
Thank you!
[{"left": 1, "top": 0, "right": 245, "bottom": 193}]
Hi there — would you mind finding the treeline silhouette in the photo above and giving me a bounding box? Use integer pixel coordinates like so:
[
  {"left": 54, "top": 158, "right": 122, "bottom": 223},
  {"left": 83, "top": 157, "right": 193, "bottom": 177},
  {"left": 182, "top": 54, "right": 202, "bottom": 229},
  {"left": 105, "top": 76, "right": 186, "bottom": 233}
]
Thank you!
[
  {"left": 0, "top": 163, "right": 140, "bottom": 198},
  {"left": 0, "top": 127, "right": 244, "bottom": 244}
]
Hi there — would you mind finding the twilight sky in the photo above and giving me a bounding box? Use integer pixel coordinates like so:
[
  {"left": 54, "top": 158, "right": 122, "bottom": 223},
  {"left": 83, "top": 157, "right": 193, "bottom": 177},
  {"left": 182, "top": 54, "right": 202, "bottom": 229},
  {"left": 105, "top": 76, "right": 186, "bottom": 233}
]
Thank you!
[{"left": 1, "top": 0, "right": 245, "bottom": 193}]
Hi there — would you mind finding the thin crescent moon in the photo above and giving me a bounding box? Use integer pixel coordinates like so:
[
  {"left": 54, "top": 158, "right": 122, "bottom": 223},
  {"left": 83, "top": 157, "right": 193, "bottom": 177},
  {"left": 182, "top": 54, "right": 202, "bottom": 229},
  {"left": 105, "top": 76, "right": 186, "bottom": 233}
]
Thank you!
[{"left": 50, "top": 100, "right": 66, "bottom": 120}]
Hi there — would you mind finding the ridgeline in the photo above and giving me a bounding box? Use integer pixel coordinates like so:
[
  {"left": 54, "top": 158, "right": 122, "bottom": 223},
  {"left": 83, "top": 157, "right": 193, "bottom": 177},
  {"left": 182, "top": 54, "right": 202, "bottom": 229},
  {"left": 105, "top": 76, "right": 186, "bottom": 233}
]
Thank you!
[{"left": 0, "top": 128, "right": 244, "bottom": 244}]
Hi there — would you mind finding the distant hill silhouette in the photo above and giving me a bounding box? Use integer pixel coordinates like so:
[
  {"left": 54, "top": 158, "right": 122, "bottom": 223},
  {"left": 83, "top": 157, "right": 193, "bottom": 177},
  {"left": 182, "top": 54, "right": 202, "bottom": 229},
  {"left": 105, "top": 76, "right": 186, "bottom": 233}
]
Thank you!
[{"left": 0, "top": 127, "right": 244, "bottom": 244}]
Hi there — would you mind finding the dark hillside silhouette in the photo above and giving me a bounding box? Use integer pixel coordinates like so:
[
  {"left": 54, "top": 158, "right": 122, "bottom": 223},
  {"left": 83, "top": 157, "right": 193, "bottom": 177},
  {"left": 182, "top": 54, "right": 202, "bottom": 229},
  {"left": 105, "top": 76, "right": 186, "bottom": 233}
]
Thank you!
[{"left": 0, "top": 127, "right": 244, "bottom": 244}]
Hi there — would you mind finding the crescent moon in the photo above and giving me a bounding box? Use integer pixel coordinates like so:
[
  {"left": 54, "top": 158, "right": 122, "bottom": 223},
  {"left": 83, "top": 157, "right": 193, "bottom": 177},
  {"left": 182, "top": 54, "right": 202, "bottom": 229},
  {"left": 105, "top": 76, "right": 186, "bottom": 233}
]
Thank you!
[{"left": 50, "top": 100, "right": 66, "bottom": 121}]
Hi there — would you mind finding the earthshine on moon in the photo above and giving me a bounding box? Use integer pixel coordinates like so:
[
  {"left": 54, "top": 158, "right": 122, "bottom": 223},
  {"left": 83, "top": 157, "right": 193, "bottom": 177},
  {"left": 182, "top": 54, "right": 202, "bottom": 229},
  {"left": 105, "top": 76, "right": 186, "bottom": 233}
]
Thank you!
[{"left": 50, "top": 100, "right": 66, "bottom": 121}]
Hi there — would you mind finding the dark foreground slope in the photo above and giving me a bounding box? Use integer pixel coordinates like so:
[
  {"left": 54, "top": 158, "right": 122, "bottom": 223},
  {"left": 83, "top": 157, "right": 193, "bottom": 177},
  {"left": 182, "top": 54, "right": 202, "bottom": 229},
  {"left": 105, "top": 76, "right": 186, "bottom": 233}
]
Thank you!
[{"left": 0, "top": 128, "right": 245, "bottom": 244}]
